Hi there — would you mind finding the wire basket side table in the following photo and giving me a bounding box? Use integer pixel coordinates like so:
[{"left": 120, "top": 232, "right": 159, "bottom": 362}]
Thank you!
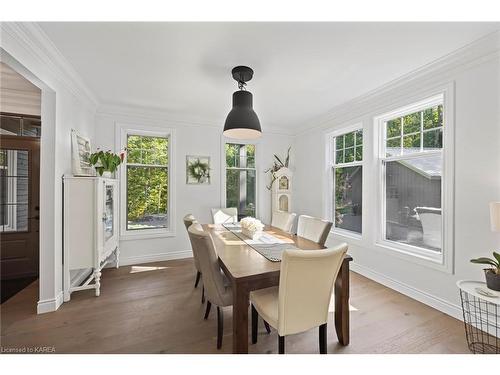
[{"left": 457, "top": 280, "right": 500, "bottom": 354}]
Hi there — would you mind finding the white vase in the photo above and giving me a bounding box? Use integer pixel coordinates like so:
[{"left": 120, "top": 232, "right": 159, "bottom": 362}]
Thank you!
[
  {"left": 241, "top": 227, "right": 263, "bottom": 240},
  {"left": 102, "top": 171, "right": 112, "bottom": 178}
]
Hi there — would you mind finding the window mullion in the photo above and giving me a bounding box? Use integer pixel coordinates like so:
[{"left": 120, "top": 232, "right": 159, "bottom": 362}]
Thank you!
[
  {"left": 420, "top": 111, "right": 424, "bottom": 152},
  {"left": 400, "top": 116, "right": 404, "bottom": 154}
]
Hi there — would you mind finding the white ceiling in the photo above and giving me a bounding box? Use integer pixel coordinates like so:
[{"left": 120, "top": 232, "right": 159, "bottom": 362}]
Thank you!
[{"left": 39, "top": 22, "right": 499, "bottom": 132}]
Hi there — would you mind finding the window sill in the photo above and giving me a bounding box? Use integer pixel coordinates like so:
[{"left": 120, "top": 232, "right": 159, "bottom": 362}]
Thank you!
[
  {"left": 120, "top": 230, "right": 176, "bottom": 241},
  {"left": 330, "top": 228, "right": 363, "bottom": 243},
  {"left": 374, "top": 240, "right": 452, "bottom": 274}
]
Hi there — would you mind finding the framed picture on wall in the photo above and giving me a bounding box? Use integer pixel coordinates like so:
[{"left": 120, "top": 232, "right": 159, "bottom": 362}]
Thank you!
[
  {"left": 186, "top": 155, "right": 211, "bottom": 185},
  {"left": 71, "top": 129, "right": 95, "bottom": 176}
]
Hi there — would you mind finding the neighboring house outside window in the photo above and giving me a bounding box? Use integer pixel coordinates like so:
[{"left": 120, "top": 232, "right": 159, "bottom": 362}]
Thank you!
[
  {"left": 378, "top": 95, "right": 446, "bottom": 262},
  {"left": 117, "top": 124, "right": 174, "bottom": 238},
  {"left": 331, "top": 128, "right": 363, "bottom": 235},
  {"left": 225, "top": 143, "right": 256, "bottom": 220}
]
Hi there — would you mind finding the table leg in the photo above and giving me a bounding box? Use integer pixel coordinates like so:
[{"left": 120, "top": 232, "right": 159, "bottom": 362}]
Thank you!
[
  {"left": 232, "top": 281, "right": 250, "bottom": 354},
  {"left": 334, "top": 259, "right": 350, "bottom": 345}
]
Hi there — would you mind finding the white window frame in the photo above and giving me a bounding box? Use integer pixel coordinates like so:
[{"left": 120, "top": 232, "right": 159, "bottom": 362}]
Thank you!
[
  {"left": 116, "top": 123, "right": 176, "bottom": 240},
  {"left": 374, "top": 91, "right": 454, "bottom": 273},
  {"left": 0, "top": 150, "right": 18, "bottom": 232},
  {"left": 325, "top": 123, "right": 364, "bottom": 239},
  {"left": 220, "top": 136, "right": 260, "bottom": 220}
]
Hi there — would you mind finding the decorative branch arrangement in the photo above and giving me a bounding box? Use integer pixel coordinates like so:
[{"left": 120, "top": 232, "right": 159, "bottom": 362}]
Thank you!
[{"left": 264, "top": 146, "right": 291, "bottom": 190}]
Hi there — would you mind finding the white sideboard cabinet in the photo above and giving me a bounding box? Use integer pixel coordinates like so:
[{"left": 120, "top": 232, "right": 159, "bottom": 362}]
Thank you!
[{"left": 63, "top": 176, "right": 120, "bottom": 301}]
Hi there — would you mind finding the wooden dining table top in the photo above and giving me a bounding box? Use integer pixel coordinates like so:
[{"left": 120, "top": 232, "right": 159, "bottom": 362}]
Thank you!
[{"left": 203, "top": 223, "right": 352, "bottom": 282}]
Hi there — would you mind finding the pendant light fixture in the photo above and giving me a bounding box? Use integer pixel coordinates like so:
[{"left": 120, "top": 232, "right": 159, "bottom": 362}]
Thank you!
[{"left": 223, "top": 66, "right": 262, "bottom": 139}]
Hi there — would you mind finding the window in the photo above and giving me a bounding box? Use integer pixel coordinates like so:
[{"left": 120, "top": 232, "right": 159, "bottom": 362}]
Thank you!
[
  {"left": 380, "top": 96, "right": 445, "bottom": 257},
  {"left": 117, "top": 124, "right": 174, "bottom": 238},
  {"left": 331, "top": 128, "right": 363, "bottom": 234},
  {"left": 126, "top": 134, "right": 169, "bottom": 230},
  {"left": 225, "top": 143, "right": 256, "bottom": 219},
  {"left": 0, "top": 113, "right": 41, "bottom": 137}
]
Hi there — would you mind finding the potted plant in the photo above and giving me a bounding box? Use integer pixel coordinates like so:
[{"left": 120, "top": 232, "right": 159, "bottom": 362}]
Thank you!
[
  {"left": 264, "top": 146, "right": 291, "bottom": 190},
  {"left": 89, "top": 149, "right": 125, "bottom": 178},
  {"left": 470, "top": 252, "right": 500, "bottom": 291}
]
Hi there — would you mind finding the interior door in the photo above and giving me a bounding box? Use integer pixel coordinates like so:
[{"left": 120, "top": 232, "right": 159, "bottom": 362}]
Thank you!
[{"left": 0, "top": 135, "right": 40, "bottom": 280}]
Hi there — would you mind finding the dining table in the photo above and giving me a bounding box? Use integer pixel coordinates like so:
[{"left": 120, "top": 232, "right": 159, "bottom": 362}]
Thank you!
[{"left": 203, "top": 223, "right": 353, "bottom": 354}]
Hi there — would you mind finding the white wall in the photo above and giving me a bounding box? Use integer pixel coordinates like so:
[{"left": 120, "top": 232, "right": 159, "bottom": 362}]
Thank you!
[
  {"left": 0, "top": 23, "right": 98, "bottom": 313},
  {"left": 94, "top": 108, "right": 293, "bottom": 265},
  {"left": 293, "top": 32, "right": 500, "bottom": 319}
]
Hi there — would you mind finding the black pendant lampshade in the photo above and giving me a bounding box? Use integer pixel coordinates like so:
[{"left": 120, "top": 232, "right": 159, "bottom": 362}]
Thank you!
[{"left": 223, "top": 66, "right": 262, "bottom": 139}]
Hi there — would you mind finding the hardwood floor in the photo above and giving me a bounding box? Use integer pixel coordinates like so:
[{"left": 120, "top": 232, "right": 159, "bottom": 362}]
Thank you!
[
  {"left": 0, "top": 258, "right": 470, "bottom": 354},
  {"left": 1, "top": 276, "right": 38, "bottom": 304}
]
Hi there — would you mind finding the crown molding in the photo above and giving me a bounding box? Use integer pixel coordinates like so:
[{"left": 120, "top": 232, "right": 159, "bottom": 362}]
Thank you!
[
  {"left": 0, "top": 22, "right": 99, "bottom": 111},
  {"left": 97, "top": 102, "right": 295, "bottom": 136},
  {"left": 295, "top": 30, "right": 500, "bottom": 137}
]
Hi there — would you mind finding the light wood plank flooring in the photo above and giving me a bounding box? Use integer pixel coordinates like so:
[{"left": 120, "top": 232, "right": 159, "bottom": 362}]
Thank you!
[{"left": 0, "top": 258, "right": 470, "bottom": 354}]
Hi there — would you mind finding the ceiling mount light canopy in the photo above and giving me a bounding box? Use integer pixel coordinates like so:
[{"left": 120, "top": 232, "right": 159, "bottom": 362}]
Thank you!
[{"left": 223, "top": 66, "right": 262, "bottom": 139}]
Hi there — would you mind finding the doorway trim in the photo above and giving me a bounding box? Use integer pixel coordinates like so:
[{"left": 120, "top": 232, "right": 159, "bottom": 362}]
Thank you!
[{"left": 0, "top": 49, "right": 59, "bottom": 313}]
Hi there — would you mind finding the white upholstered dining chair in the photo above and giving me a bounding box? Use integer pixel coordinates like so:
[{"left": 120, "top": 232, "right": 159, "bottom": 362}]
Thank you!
[
  {"left": 211, "top": 207, "right": 238, "bottom": 224},
  {"left": 187, "top": 223, "right": 233, "bottom": 349},
  {"left": 250, "top": 243, "right": 348, "bottom": 354},
  {"left": 271, "top": 211, "right": 297, "bottom": 233},
  {"left": 183, "top": 214, "right": 207, "bottom": 303},
  {"left": 297, "top": 215, "right": 333, "bottom": 246}
]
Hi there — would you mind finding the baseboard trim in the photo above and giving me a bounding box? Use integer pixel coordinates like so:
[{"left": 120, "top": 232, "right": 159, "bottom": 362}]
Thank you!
[
  {"left": 350, "top": 262, "right": 463, "bottom": 321},
  {"left": 119, "top": 250, "right": 193, "bottom": 266},
  {"left": 37, "top": 291, "right": 63, "bottom": 314}
]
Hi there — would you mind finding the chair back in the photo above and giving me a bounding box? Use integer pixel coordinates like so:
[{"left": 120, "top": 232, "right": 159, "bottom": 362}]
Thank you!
[
  {"left": 297, "top": 215, "right": 333, "bottom": 246},
  {"left": 187, "top": 223, "right": 230, "bottom": 306},
  {"left": 271, "top": 211, "right": 297, "bottom": 233},
  {"left": 183, "top": 214, "right": 200, "bottom": 271},
  {"left": 277, "top": 243, "right": 348, "bottom": 336},
  {"left": 211, "top": 207, "right": 238, "bottom": 224}
]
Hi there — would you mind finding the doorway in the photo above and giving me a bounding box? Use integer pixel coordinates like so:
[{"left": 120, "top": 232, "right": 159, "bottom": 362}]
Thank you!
[
  {"left": 1, "top": 131, "right": 40, "bottom": 302},
  {"left": 1, "top": 60, "right": 42, "bottom": 304}
]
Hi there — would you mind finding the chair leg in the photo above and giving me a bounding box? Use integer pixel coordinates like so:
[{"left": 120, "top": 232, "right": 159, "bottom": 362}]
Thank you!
[
  {"left": 319, "top": 323, "right": 327, "bottom": 354},
  {"left": 201, "top": 286, "right": 205, "bottom": 304},
  {"left": 264, "top": 320, "right": 271, "bottom": 334},
  {"left": 217, "top": 306, "right": 223, "bottom": 349},
  {"left": 204, "top": 301, "right": 211, "bottom": 320},
  {"left": 194, "top": 271, "right": 201, "bottom": 288},
  {"left": 278, "top": 335, "right": 285, "bottom": 354},
  {"left": 251, "top": 305, "right": 258, "bottom": 344}
]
